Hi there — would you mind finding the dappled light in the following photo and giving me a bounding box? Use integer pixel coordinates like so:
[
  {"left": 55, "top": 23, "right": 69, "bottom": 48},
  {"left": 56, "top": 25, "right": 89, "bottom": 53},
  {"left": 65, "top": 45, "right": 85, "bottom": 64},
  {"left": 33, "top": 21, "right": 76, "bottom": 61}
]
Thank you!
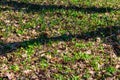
[{"left": 0, "top": 0, "right": 120, "bottom": 79}]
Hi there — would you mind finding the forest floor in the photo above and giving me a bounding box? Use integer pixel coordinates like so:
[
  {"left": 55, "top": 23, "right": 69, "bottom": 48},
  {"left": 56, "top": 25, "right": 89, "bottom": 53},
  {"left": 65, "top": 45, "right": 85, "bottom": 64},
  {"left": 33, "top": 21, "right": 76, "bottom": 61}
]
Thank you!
[{"left": 0, "top": 0, "right": 120, "bottom": 79}]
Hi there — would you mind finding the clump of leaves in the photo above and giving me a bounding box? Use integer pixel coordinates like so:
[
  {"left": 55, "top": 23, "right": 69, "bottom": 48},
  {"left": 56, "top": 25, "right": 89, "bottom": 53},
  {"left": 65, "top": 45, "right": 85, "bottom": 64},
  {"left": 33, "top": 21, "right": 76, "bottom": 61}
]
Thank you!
[
  {"left": 106, "top": 66, "right": 116, "bottom": 75},
  {"left": 10, "top": 64, "right": 20, "bottom": 72}
]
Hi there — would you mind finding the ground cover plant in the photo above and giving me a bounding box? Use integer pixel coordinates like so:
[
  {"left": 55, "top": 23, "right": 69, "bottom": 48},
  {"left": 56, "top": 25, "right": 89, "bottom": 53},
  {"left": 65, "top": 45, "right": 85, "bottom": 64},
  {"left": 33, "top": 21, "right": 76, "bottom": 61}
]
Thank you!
[{"left": 0, "top": 0, "right": 120, "bottom": 79}]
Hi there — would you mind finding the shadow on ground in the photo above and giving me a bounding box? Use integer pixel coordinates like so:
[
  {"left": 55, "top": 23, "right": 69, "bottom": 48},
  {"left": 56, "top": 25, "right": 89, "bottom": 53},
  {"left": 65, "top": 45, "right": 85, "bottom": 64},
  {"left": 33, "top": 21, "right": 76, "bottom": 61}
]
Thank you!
[
  {"left": 0, "top": 1, "right": 120, "bottom": 56},
  {"left": 0, "top": 26, "right": 120, "bottom": 56},
  {"left": 0, "top": 0, "right": 119, "bottom": 13}
]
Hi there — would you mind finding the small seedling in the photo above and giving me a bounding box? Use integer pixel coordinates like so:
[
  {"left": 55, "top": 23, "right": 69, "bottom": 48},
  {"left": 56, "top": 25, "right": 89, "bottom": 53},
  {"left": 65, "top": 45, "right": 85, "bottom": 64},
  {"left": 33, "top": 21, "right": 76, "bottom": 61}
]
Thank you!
[{"left": 10, "top": 65, "right": 20, "bottom": 72}]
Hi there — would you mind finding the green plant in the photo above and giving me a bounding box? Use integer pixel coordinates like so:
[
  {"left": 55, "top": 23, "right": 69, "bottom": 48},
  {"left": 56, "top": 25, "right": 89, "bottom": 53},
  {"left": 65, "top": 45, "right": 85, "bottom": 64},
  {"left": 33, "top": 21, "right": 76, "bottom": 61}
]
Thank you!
[
  {"left": 90, "top": 56, "right": 101, "bottom": 71},
  {"left": 10, "top": 65, "right": 20, "bottom": 72},
  {"left": 16, "top": 29, "right": 24, "bottom": 35},
  {"left": 106, "top": 66, "right": 116, "bottom": 74},
  {"left": 53, "top": 73, "right": 64, "bottom": 80},
  {"left": 0, "top": 78, "right": 3, "bottom": 80},
  {"left": 40, "top": 59, "right": 49, "bottom": 69},
  {"left": 76, "top": 52, "right": 92, "bottom": 60},
  {"left": 26, "top": 45, "right": 35, "bottom": 55},
  {"left": 71, "top": 75, "right": 80, "bottom": 80},
  {"left": 83, "top": 71, "right": 90, "bottom": 79}
]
